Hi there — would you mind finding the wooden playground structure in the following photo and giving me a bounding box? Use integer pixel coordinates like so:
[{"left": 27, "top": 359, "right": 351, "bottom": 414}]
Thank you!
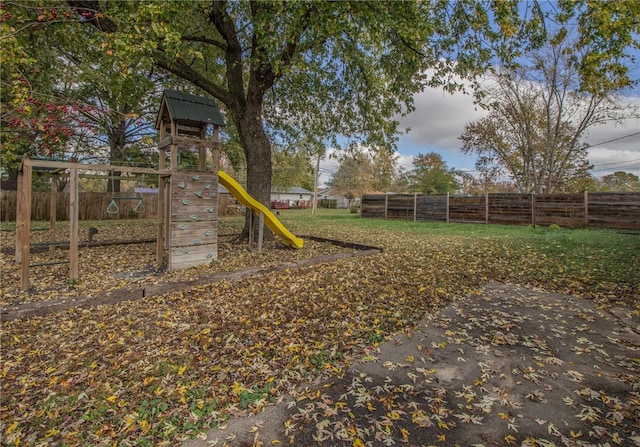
[{"left": 15, "top": 90, "right": 226, "bottom": 290}]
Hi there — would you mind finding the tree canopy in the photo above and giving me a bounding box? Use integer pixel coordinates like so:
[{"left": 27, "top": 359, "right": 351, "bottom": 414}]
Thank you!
[
  {"left": 2, "top": 1, "right": 639, "bottom": 202},
  {"left": 409, "top": 152, "right": 460, "bottom": 194},
  {"left": 459, "top": 38, "right": 636, "bottom": 193},
  {"left": 56, "top": 0, "right": 556, "bottom": 208},
  {"left": 600, "top": 171, "right": 640, "bottom": 192}
]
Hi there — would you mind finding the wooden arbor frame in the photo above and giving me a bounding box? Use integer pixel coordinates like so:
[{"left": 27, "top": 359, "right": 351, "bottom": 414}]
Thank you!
[
  {"left": 15, "top": 158, "right": 161, "bottom": 290},
  {"left": 15, "top": 90, "right": 224, "bottom": 290}
]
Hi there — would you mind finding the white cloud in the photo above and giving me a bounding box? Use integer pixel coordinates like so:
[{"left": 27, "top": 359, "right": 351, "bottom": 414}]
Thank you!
[
  {"left": 397, "top": 87, "right": 640, "bottom": 179},
  {"left": 317, "top": 147, "right": 341, "bottom": 187},
  {"left": 399, "top": 87, "right": 488, "bottom": 154}
]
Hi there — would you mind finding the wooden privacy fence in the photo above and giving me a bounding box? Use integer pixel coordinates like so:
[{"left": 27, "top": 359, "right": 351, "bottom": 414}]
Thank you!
[
  {"left": 2, "top": 191, "right": 158, "bottom": 221},
  {"left": 1, "top": 191, "right": 235, "bottom": 221},
  {"left": 361, "top": 192, "right": 640, "bottom": 230}
]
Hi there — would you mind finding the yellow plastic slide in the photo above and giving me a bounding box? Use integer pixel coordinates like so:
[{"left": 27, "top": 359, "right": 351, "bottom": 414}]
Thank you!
[{"left": 218, "top": 171, "right": 304, "bottom": 249}]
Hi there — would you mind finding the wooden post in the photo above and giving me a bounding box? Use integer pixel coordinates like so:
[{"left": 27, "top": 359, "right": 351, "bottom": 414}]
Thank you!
[
  {"left": 15, "top": 169, "right": 24, "bottom": 263},
  {"left": 157, "top": 124, "right": 167, "bottom": 263},
  {"left": 69, "top": 167, "right": 79, "bottom": 280},
  {"left": 257, "top": 212, "right": 264, "bottom": 252},
  {"left": 248, "top": 210, "right": 254, "bottom": 249},
  {"left": 446, "top": 192, "right": 450, "bottom": 223},
  {"left": 49, "top": 176, "right": 57, "bottom": 258},
  {"left": 584, "top": 191, "right": 589, "bottom": 228},
  {"left": 157, "top": 176, "right": 165, "bottom": 262},
  {"left": 19, "top": 163, "right": 32, "bottom": 290},
  {"left": 198, "top": 126, "right": 207, "bottom": 171},
  {"left": 485, "top": 192, "right": 489, "bottom": 224},
  {"left": 531, "top": 193, "right": 536, "bottom": 228},
  {"left": 384, "top": 194, "right": 388, "bottom": 220},
  {"left": 170, "top": 121, "right": 178, "bottom": 171},
  {"left": 413, "top": 192, "right": 417, "bottom": 222},
  {"left": 212, "top": 126, "right": 220, "bottom": 172}
]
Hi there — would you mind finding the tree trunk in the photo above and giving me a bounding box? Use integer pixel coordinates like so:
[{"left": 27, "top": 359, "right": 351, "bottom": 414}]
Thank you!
[
  {"left": 236, "top": 106, "right": 273, "bottom": 241},
  {"left": 107, "top": 121, "right": 127, "bottom": 193}
]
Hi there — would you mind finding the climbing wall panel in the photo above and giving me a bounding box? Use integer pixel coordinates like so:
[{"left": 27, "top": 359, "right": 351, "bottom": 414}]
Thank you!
[{"left": 168, "top": 172, "right": 218, "bottom": 270}]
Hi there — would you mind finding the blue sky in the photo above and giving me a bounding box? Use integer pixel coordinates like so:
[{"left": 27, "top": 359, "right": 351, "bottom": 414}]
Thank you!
[
  {"left": 318, "top": 85, "right": 639, "bottom": 187},
  {"left": 319, "top": 2, "right": 640, "bottom": 188},
  {"left": 394, "top": 84, "right": 640, "bottom": 180}
]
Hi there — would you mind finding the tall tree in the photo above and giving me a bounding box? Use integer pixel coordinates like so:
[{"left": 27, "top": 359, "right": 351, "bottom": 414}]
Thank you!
[
  {"left": 600, "top": 171, "right": 640, "bottom": 191},
  {"left": 0, "top": 2, "right": 168, "bottom": 192},
  {"left": 271, "top": 145, "right": 314, "bottom": 192},
  {"left": 0, "top": 3, "right": 78, "bottom": 179},
  {"left": 371, "top": 149, "right": 398, "bottom": 193},
  {"left": 459, "top": 39, "right": 635, "bottom": 193},
  {"left": 327, "top": 147, "right": 375, "bottom": 199},
  {"left": 409, "top": 152, "right": 460, "bottom": 194},
  {"left": 63, "top": 0, "right": 552, "bottom": 232}
]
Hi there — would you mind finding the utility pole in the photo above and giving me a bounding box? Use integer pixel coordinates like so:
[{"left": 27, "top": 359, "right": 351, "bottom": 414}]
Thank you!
[{"left": 312, "top": 151, "right": 321, "bottom": 215}]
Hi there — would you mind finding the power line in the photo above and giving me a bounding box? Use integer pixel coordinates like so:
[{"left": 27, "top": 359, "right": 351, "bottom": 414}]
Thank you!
[
  {"left": 587, "top": 131, "right": 640, "bottom": 148},
  {"left": 591, "top": 158, "right": 640, "bottom": 168}
]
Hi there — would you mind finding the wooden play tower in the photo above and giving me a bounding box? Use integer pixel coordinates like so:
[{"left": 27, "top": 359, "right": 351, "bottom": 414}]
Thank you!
[
  {"left": 15, "top": 90, "right": 225, "bottom": 290},
  {"left": 156, "top": 90, "right": 226, "bottom": 270}
]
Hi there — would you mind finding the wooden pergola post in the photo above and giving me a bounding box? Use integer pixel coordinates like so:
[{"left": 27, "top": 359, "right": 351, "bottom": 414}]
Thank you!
[
  {"left": 49, "top": 176, "right": 58, "bottom": 259},
  {"left": 157, "top": 123, "right": 167, "bottom": 263},
  {"left": 69, "top": 167, "right": 79, "bottom": 280},
  {"left": 15, "top": 169, "right": 24, "bottom": 263},
  {"left": 19, "top": 163, "right": 32, "bottom": 290}
]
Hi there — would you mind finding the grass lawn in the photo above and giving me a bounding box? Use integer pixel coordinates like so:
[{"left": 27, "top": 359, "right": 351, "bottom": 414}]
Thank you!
[{"left": 1, "top": 209, "right": 638, "bottom": 446}]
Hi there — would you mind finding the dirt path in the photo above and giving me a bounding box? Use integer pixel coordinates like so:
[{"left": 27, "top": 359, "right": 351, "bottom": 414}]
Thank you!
[{"left": 184, "top": 282, "right": 640, "bottom": 447}]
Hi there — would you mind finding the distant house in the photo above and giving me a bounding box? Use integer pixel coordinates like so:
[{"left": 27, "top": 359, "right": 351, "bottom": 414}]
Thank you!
[
  {"left": 271, "top": 186, "right": 312, "bottom": 209},
  {"left": 317, "top": 188, "right": 353, "bottom": 209}
]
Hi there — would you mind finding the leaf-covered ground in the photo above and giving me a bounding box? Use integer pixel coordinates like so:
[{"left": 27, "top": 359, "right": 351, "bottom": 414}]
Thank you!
[
  {"left": 0, "top": 218, "right": 354, "bottom": 307},
  {"left": 1, "top": 213, "right": 639, "bottom": 446},
  {"left": 269, "top": 283, "right": 640, "bottom": 447}
]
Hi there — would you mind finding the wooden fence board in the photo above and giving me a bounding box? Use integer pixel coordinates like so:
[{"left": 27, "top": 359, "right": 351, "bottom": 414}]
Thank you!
[
  {"left": 360, "top": 194, "right": 386, "bottom": 219},
  {"left": 360, "top": 192, "right": 640, "bottom": 230},
  {"left": 386, "top": 194, "right": 415, "bottom": 220},
  {"left": 488, "top": 194, "right": 531, "bottom": 225},
  {"left": 449, "top": 196, "right": 485, "bottom": 223},
  {"left": 416, "top": 195, "right": 447, "bottom": 221},
  {"left": 588, "top": 192, "right": 640, "bottom": 229},
  {"left": 535, "top": 194, "right": 585, "bottom": 228}
]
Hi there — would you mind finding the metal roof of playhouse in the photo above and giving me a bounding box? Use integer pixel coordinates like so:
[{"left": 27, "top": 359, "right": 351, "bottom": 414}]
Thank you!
[{"left": 156, "top": 89, "right": 225, "bottom": 128}]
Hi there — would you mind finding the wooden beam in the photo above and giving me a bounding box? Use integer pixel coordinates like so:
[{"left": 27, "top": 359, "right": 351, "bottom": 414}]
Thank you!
[
  {"left": 49, "top": 176, "right": 57, "bottom": 258},
  {"left": 23, "top": 158, "right": 161, "bottom": 175},
  {"left": 212, "top": 127, "right": 220, "bottom": 172},
  {"left": 20, "top": 164, "right": 32, "bottom": 290},
  {"left": 157, "top": 176, "right": 166, "bottom": 262},
  {"left": 446, "top": 192, "right": 450, "bottom": 223},
  {"left": 69, "top": 168, "right": 79, "bottom": 280},
  {"left": 485, "top": 192, "right": 489, "bottom": 224},
  {"left": 15, "top": 170, "right": 23, "bottom": 263},
  {"left": 158, "top": 135, "right": 216, "bottom": 151},
  {"left": 198, "top": 125, "right": 206, "bottom": 171},
  {"left": 531, "top": 193, "right": 536, "bottom": 227},
  {"left": 584, "top": 191, "right": 589, "bottom": 228},
  {"left": 257, "top": 212, "right": 264, "bottom": 252},
  {"left": 157, "top": 126, "right": 167, "bottom": 262}
]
